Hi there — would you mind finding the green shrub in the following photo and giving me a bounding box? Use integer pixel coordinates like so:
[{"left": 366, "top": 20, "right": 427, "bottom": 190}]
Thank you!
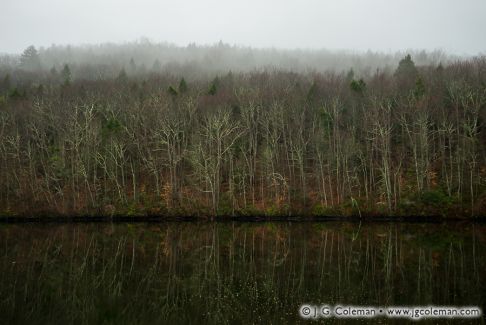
[
  {"left": 238, "top": 204, "right": 261, "bottom": 216},
  {"left": 265, "top": 204, "right": 281, "bottom": 216},
  {"left": 398, "top": 189, "right": 455, "bottom": 216},
  {"left": 419, "top": 189, "right": 452, "bottom": 207},
  {"left": 311, "top": 203, "right": 340, "bottom": 216}
]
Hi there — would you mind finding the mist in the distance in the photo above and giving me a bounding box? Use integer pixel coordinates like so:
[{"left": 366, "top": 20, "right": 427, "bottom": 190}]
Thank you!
[{"left": 2, "top": 0, "right": 486, "bottom": 55}]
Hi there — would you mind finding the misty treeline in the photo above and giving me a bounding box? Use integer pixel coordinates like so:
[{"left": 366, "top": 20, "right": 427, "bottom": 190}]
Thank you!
[
  {"left": 0, "top": 45, "right": 485, "bottom": 216},
  {"left": 0, "top": 40, "right": 453, "bottom": 79}
]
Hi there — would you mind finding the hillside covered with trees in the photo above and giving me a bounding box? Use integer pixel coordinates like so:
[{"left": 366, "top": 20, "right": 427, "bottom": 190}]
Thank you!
[{"left": 0, "top": 44, "right": 485, "bottom": 217}]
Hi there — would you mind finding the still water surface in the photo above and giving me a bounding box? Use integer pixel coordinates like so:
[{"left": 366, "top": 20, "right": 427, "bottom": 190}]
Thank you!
[{"left": 0, "top": 222, "right": 485, "bottom": 324}]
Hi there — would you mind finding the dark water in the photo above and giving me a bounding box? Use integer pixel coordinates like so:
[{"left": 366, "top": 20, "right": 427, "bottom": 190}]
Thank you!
[{"left": 0, "top": 222, "right": 485, "bottom": 324}]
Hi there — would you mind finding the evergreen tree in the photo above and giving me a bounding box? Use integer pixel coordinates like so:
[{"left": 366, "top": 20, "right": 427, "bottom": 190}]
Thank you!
[
  {"left": 346, "top": 68, "right": 355, "bottom": 81},
  {"left": 350, "top": 78, "right": 366, "bottom": 93},
  {"left": 152, "top": 59, "right": 161, "bottom": 72},
  {"left": 208, "top": 77, "right": 219, "bottom": 95},
  {"left": 61, "top": 64, "right": 72, "bottom": 85},
  {"left": 36, "top": 84, "right": 44, "bottom": 96},
  {"left": 117, "top": 68, "right": 128, "bottom": 82},
  {"left": 19, "top": 45, "right": 41, "bottom": 71},
  {"left": 8, "top": 87, "right": 24, "bottom": 100},
  {"left": 167, "top": 85, "right": 178, "bottom": 96},
  {"left": 413, "top": 76, "right": 426, "bottom": 99},
  {"left": 129, "top": 58, "right": 137, "bottom": 73},
  {"left": 179, "top": 78, "right": 188, "bottom": 93},
  {"left": 394, "top": 54, "right": 418, "bottom": 79}
]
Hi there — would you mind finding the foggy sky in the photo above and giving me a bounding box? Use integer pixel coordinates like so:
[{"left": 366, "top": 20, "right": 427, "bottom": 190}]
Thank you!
[{"left": 2, "top": 0, "right": 485, "bottom": 55}]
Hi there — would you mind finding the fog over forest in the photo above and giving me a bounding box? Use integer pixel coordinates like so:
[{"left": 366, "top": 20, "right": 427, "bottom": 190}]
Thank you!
[
  {"left": 2, "top": 0, "right": 485, "bottom": 79},
  {"left": 0, "top": 40, "right": 458, "bottom": 80}
]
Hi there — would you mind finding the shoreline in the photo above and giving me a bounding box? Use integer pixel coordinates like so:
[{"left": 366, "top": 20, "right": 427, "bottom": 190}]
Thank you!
[{"left": 1, "top": 214, "right": 485, "bottom": 223}]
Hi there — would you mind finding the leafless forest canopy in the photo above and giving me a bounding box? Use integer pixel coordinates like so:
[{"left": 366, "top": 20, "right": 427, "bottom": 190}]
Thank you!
[{"left": 0, "top": 42, "right": 485, "bottom": 217}]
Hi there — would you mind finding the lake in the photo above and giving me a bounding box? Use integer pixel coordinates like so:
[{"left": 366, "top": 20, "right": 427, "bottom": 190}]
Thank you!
[{"left": 0, "top": 221, "right": 484, "bottom": 324}]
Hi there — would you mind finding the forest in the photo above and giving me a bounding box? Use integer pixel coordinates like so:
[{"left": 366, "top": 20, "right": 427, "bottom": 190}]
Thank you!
[{"left": 0, "top": 43, "right": 485, "bottom": 217}]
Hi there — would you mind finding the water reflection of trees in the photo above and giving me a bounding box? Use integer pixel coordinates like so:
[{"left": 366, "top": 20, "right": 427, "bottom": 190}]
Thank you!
[{"left": 0, "top": 223, "right": 483, "bottom": 324}]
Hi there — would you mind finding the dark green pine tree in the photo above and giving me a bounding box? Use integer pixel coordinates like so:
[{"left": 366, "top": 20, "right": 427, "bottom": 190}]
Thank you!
[
  {"left": 208, "top": 77, "right": 219, "bottom": 95},
  {"left": 61, "top": 64, "right": 72, "bottom": 85},
  {"left": 394, "top": 54, "right": 418, "bottom": 79},
  {"left": 350, "top": 79, "right": 366, "bottom": 94},
  {"left": 413, "top": 76, "right": 426, "bottom": 99},
  {"left": 179, "top": 78, "right": 188, "bottom": 93}
]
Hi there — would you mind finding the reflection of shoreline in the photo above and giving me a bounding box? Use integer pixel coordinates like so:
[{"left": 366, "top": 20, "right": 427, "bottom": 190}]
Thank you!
[
  {"left": 1, "top": 214, "right": 482, "bottom": 223},
  {"left": 0, "top": 222, "right": 484, "bottom": 323}
]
